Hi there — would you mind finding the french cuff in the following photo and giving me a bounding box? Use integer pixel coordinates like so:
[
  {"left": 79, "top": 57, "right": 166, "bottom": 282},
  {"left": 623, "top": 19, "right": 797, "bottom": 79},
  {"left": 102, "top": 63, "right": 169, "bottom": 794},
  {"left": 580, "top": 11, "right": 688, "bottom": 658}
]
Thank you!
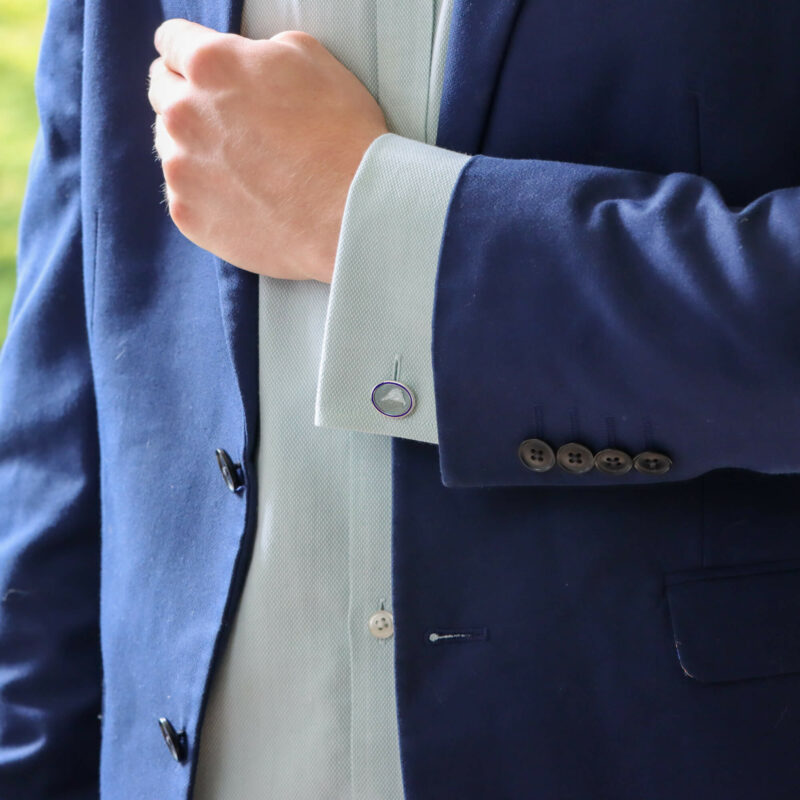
[{"left": 314, "top": 132, "right": 471, "bottom": 443}]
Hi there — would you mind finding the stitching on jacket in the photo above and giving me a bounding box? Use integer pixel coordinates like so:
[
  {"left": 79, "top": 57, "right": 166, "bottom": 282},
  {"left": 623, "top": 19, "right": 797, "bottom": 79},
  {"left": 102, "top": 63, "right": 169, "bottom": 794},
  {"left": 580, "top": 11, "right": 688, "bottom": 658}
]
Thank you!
[{"left": 426, "top": 627, "right": 489, "bottom": 644}]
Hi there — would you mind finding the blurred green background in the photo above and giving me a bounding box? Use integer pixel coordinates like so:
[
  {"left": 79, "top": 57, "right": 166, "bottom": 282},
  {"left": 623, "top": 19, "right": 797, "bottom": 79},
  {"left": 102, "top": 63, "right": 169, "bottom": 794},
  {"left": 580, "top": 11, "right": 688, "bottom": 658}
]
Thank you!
[{"left": 0, "top": 0, "right": 47, "bottom": 345}]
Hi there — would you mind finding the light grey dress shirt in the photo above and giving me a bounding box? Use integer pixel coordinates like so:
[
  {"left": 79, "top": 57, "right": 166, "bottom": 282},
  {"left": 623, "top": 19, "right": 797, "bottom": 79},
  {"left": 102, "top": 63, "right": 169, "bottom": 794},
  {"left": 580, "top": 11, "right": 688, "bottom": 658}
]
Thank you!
[{"left": 193, "top": 2, "right": 470, "bottom": 798}]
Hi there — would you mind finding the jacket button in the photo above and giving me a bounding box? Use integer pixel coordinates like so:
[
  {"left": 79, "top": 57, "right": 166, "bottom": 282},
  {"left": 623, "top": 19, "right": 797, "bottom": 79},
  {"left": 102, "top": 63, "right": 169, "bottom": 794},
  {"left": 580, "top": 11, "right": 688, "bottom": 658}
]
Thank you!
[
  {"left": 594, "top": 448, "right": 633, "bottom": 475},
  {"left": 158, "top": 717, "right": 187, "bottom": 762},
  {"left": 633, "top": 451, "right": 672, "bottom": 475},
  {"left": 215, "top": 448, "right": 243, "bottom": 492},
  {"left": 556, "top": 442, "right": 594, "bottom": 474},
  {"left": 518, "top": 438, "right": 555, "bottom": 472}
]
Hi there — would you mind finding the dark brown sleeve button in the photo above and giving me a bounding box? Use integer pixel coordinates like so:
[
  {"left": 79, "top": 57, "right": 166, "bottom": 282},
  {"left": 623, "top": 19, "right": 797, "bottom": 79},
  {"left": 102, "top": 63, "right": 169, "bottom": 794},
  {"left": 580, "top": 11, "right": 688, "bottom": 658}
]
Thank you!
[
  {"left": 556, "top": 442, "right": 594, "bottom": 474},
  {"left": 518, "top": 438, "right": 555, "bottom": 472},
  {"left": 158, "top": 717, "right": 187, "bottom": 762},
  {"left": 594, "top": 448, "right": 633, "bottom": 475},
  {"left": 633, "top": 450, "right": 672, "bottom": 475}
]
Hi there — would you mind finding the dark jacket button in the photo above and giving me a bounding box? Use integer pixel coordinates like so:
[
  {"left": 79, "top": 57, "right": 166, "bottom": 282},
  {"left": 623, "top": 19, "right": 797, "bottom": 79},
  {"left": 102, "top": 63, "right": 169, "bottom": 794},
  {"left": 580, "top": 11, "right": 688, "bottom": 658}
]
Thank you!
[
  {"left": 158, "top": 717, "right": 187, "bottom": 762},
  {"left": 556, "top": 442, "right": 594, "bottom": 474},
  {"left": 216, "top": 448, "right": 243, "bottom": 492},
  {"left": 633, "top": 450, "right": 672, "bottom": 475},
  {"left": 518, "top": 438, "right": 555, "bottom": 472},
  {"left": 594, "top": 448, "right": 633, "bottom": 475}
]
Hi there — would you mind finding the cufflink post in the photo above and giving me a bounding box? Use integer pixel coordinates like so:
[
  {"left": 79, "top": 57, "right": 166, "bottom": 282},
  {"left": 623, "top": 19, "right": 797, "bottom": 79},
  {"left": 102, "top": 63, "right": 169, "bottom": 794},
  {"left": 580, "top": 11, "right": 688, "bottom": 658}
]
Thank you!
[{"left": 371, "top": 355, "right": 415, "bottom": 418}]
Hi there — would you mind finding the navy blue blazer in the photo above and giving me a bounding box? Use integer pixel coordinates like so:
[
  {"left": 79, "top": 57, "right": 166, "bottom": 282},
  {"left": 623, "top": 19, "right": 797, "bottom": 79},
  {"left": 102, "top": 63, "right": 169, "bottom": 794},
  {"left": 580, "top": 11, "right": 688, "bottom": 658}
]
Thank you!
[{"left": 4, "top": 0, "right": 800, "bottom": 797}]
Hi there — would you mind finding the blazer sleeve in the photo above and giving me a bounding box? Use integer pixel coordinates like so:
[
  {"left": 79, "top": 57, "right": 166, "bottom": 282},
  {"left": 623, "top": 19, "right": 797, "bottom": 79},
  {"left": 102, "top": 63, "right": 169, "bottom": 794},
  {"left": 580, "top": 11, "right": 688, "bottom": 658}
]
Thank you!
[
  {"left": 0, "top": 0, "right": 102, "bottom": 796},
  {"left": 434, "top": 152, "right": 800, "bottom": 487}
]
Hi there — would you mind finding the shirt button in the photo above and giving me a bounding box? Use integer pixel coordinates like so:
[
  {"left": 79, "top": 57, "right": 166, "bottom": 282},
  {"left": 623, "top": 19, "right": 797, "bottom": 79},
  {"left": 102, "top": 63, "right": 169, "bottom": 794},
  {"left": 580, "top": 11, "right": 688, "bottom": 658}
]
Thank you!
[
  {"left": 371, "top": 381, "right": 415, "bottom": 418},
  {"left": 368, "top": 609, "right": 394, "bottom": 639}
]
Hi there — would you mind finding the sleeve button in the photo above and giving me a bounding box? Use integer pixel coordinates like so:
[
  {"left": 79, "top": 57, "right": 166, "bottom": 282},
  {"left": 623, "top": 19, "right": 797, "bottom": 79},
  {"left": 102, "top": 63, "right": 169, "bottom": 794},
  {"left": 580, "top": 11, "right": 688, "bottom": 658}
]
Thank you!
[
  {"left": 633, "top": 451, "right": 672, "bottom": 475},
  {"left": 594, "top": 448, "right": 633, "bottom": 475},
  {"left": 556, "top": 442, "right": 595, "bottom": 474},
  {"left": 518, "top": 438, "right": 555, "bottom": 472}
]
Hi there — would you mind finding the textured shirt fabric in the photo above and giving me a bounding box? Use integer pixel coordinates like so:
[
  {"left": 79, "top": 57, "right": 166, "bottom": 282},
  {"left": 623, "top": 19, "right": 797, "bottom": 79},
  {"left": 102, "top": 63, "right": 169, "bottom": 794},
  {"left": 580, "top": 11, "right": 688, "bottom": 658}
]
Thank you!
[
  {"left": 192, "top": 2, "right": 465, "bottom": 798},
  {"left": 316, "top": 133, "right": 470, "bottom": 443}
]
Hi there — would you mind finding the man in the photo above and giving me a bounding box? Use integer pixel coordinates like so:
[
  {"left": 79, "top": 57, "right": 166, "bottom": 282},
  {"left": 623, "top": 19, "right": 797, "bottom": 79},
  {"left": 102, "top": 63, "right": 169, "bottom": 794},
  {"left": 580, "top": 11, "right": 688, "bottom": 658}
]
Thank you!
[{"left": 3, "top": 1, "right": 800, "bottom": 799}]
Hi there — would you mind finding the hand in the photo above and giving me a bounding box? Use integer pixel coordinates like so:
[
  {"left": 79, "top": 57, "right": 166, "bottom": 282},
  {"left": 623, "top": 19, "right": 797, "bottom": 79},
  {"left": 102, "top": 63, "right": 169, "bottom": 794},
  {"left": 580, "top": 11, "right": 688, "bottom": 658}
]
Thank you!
[{"left": 147, "top": 19, "right": 389, "bottom": 283}]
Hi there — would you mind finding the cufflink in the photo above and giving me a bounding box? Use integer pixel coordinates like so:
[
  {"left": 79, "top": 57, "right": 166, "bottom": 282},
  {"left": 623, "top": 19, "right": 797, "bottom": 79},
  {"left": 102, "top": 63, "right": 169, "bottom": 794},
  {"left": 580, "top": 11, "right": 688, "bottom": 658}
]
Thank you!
[{"left": 371, "top": 355, "right": 415, "bottom": 418}]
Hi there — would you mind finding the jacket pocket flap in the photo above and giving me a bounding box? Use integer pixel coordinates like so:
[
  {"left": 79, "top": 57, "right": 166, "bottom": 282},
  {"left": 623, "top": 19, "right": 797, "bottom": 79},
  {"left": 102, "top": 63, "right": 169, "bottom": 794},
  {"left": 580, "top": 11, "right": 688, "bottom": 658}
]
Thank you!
[{"left": 665, "top": 559, "right": 800, "bottom": 683}]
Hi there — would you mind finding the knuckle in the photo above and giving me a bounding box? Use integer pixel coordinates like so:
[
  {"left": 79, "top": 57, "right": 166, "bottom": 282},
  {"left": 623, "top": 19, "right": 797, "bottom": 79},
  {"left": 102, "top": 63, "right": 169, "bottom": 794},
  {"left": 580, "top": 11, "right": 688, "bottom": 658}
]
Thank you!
[
  {"left": 186, "top": 37, "right": 236, "bottom": 83},
  {"left": 161, "top": 151, "right": 191, "bottom": 188},
  {"left": 152, "top": 115, "right": 170, "bottom": 161},
  {"left": 160, "top": 99, "right": 192, "bottom": 136},
  {"left": 148, "top": 56, "right": 161, "bottom": 80},
  {"left": 270, "top": 29, "right": 318, "bottom": 49},
  {"left": 185, "top": 43, "right": 215, "bottom": 79},
  {"left": 146, "top": 60, "right": 162, "bottom": 108},
  {"left": 168, "top": 197, "right": 192, "bottom": 231}
]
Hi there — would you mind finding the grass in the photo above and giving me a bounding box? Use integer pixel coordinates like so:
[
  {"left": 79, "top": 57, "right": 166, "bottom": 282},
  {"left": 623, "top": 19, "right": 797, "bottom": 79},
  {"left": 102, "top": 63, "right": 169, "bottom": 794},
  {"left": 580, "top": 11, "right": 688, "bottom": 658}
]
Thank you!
[{"left": 0, "top": 0, "right": 47, "bottom": 344}]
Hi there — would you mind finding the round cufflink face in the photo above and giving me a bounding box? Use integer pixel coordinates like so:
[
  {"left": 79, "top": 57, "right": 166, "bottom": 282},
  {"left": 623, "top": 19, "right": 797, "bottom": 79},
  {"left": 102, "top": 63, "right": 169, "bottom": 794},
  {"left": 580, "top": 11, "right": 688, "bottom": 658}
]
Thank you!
[{"left": 371, "top": 381, "right": 415, "bottom": 418}]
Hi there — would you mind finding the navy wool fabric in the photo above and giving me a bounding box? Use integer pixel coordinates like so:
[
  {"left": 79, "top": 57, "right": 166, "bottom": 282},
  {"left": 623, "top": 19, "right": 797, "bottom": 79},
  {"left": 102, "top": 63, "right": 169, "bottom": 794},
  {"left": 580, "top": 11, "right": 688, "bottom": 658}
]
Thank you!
[
  {"left": 3, "top": 0, "right": 800, "bottom": 798},
  {"left": 396, "top": 0, "right": 800, "bottom": 798},
  {"left": 0, "top": 1, "right": 101, "bottom": 796}
]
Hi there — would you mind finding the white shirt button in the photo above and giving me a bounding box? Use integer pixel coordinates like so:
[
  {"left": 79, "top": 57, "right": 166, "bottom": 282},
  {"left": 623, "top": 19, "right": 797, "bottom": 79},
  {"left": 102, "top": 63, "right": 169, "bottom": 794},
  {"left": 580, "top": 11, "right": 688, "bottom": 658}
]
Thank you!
[{"left": 368, "top": 609, "right": 394, "bottom": 639}]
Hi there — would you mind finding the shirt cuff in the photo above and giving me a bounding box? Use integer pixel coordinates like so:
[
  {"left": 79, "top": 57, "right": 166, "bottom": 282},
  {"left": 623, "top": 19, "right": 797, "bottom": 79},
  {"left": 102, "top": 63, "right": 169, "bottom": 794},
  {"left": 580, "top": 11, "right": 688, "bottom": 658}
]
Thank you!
[{"left": 314, "top": 132, "right": 471, "bottom": 444}]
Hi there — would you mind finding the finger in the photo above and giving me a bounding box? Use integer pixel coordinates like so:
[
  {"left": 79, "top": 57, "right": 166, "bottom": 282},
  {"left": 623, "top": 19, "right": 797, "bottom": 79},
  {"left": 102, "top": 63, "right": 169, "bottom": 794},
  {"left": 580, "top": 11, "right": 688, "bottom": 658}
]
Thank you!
[
  {"left": 152, "top": 112, "right": 178, "bottom": 164},
  {"left": 147, "top": 56, "right": 186, "bottom": 115},
  {"left": 153, "top": 18, "right": 217, "bottom": 78}
]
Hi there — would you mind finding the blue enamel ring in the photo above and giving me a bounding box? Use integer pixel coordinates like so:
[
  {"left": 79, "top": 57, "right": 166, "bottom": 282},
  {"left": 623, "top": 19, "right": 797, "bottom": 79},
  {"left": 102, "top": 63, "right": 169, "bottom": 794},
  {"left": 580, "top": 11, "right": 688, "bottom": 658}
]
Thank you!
[{"left": 371, "top": 380, "right": 415, "bottom": 418}]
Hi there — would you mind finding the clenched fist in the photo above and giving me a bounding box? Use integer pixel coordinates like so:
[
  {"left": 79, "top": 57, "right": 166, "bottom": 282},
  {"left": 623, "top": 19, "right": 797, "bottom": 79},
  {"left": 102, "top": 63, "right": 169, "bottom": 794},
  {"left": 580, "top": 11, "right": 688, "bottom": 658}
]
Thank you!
[{"left": 147, "top": 19, "right": 389, "bottom": 283}]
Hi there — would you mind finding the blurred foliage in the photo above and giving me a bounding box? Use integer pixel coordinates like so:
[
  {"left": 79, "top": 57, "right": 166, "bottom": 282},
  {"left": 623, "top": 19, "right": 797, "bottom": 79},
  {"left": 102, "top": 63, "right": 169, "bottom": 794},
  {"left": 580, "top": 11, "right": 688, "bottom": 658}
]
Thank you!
[{"left": 0, "top": 0, "right": 47, "bottom": 344}]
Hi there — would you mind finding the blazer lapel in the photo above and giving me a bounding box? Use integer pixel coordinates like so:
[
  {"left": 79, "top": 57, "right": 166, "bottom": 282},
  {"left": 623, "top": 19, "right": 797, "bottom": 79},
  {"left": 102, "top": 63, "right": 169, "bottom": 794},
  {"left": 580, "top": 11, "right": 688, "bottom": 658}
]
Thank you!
[{"left": 436, "top": 0, "right": 523, "bottom": 154}]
